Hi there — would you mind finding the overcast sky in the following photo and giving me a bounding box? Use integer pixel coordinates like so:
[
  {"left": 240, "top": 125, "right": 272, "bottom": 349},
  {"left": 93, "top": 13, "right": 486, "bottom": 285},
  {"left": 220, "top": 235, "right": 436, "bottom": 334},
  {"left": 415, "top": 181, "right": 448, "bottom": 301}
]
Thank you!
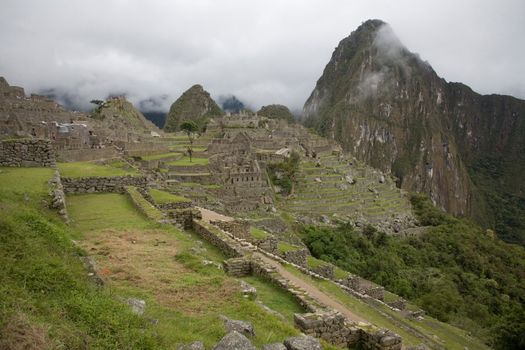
[{"left": 1, "top": 0, "right": 524, "bottom": 113}]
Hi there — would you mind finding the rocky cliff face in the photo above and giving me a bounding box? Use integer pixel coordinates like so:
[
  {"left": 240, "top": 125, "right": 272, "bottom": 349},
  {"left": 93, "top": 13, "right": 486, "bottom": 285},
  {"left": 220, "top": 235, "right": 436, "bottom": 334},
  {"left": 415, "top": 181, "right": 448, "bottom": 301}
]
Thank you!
[
  {"left": 164, "top": 84, "right": 223, "bottom": 132},
  {"left": 303, "top": 20, "right": 525, "bottom": 244}
]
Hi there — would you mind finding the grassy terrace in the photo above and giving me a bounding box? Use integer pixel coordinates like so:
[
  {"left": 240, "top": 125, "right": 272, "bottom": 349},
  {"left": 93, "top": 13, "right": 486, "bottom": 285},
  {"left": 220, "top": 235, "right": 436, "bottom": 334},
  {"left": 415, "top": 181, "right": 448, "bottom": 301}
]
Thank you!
[
  {"left": 282, "top": 264, "right": 489, "bottom": 350},
  {"left": 64, "top": 192, "right": 305, "bottom": 348},
  {"left": 58, "top": 160, "right": 139, "bottom": 178},
  {"left": 166, "top": 156, "right": 209, "bottom": 166},
  {"left": 141, "top": 152, "right": 181, "bottom": 161},
  {"left": 149, "top": 188, "right": 191, "bottom": 204},
  {"left": 250, "top": 227, "right": 269, "bottom": 240}
]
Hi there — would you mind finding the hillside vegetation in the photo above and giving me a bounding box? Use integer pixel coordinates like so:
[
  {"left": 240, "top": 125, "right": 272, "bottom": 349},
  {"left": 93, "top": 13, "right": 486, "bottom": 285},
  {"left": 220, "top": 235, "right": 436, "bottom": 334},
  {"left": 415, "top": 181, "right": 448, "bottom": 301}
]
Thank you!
[{"left": 300, "top": 194, "right": 525, "bottom": 349}]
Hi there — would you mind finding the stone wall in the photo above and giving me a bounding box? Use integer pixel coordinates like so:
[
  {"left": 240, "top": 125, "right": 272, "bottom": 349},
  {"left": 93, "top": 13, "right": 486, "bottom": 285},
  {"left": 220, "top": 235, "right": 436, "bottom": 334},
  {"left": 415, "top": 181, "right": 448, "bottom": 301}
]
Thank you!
[
  {"left": 167, "top": 208, "right": 201, "bottom": 229},
  {"left": 0, "top": 139, "right": 55, "bottom": 167},
  {"left": 212, "top": 220, "right": 250, "bottom": 240},
  {"left": 311, "top": 264, "right": 334, "bottom": 280},
  {"left": 55, "top": 147, "right": 119, "bottom": 162},
  {"left": 192, "top": 220, "right": 245, "bottom": 258},
  {"left": 294, "top": 312, "right": 402, "bottom": 350},
  {"left": 62, "top": 175, "right": 148, "bottom": 193},
  {"left": 342, "top": 276, "right": 385, "bottom": 301},
  {"left": 48, "top": 170, "right": 69, "bottom": 223},
  {"left": 256, "top": 236, "right": 278, "bottom": 254},
  {"left": 282, "top": 249, "right": 309, "bottom": 267},
  {"left": 223, "top": 257, "right": 252, "bottom": 277}
]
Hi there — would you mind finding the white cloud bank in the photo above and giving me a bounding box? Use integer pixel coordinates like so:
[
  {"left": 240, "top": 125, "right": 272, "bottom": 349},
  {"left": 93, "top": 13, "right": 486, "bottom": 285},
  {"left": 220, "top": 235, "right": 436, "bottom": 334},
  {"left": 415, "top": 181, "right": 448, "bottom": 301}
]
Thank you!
[{"left": 0, "top": 0, "right": 524, "bottom": 112}]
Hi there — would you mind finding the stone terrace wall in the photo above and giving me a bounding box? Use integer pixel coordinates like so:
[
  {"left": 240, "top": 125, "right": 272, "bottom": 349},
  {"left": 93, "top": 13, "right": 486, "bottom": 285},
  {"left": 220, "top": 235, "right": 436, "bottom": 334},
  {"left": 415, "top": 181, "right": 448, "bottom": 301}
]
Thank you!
[
  {"left": 211, "top": 220, "right": 250, "bottom": 240},
  {"left": 62, "top": 175, "right": 147, "bottom": 194},
  {"left": 192, "top": 219, "right": 246, "bottom": 258},
  {"left": 282, "top": 249, "right": 308, "bottom": 267},
  {"left": 0, "top": 139, "right": 55, "bottom": 167},
  {"left": 48, "top": 170, "right": 69, "bottom": 223},
  {"left": 56, "top": 147, "right": 119, "bottom": 162}
]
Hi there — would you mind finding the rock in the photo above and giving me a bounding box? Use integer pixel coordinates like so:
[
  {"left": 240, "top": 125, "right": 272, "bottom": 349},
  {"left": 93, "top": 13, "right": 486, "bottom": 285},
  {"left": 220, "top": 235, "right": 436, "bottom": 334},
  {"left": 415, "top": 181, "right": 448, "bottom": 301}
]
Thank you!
[
  {"left": 344, "top": 175, "right": 355, "bottom": 184},
  {"left": 379, "top": 175, "right": 385, "bottom": 183},
  {"left": 263, "top": 343, "right": 287, "bottom": 350},
  {"left": 126, "top": 298, "right": 146, "bottom": 315},
  {"left": 320, "top": 215, "right": 331, "bottom": 224},
  {"left": 240, "top": 281, "right": 257, "bottom": 298},
  {"left": 336, "top": 183, "right": 348, "bottom": 191},
  {"left": 212, "top": 331, "right": 256, "bottom": 350},
  {"left": 314, "top": 177, "right": 322, "bottom": 183},
  {"left": 223, "top": 317, "right": 255, "bottom": 337},
  {"left": 178, "top": 341, "right": 205, "bottom": 350},
  {"left": 283, "top": 335, "right": 322, "bottom": 350}
]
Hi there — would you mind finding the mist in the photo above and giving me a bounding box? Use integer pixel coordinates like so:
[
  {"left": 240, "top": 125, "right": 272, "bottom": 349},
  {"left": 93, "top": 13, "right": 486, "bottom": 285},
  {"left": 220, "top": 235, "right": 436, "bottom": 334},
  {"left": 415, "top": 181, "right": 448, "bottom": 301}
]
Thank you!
[{"left": 1, "top": 0, "right": 524, "bottom": 114}]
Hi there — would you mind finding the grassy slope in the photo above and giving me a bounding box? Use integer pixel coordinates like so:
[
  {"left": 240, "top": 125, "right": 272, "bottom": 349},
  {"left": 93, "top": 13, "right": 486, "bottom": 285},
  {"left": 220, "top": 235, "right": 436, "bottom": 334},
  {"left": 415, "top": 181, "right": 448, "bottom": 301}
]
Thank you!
[
  {"left": 66, "top": 193, "right": 303, "bottom": 348},
  {"left": 149, "top": 188, "right": 191, "bottom": 204}
]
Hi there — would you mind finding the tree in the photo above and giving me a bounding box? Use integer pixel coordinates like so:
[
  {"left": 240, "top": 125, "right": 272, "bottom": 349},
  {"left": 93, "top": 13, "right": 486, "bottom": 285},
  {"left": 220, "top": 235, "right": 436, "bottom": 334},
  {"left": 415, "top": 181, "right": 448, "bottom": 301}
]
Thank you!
[
  {"left": 180, "top": 120, "right": 199, "bottom": 162},
  {"left": 90, "top": 99, "right": 104, "bottom": 106}
]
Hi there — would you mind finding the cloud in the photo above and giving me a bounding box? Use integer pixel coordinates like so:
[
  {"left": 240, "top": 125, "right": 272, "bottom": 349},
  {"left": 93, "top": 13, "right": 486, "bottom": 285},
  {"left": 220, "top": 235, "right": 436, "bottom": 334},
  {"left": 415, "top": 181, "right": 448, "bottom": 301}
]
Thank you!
[{"left": 0, "top": 0, "right": 524, "bottom": 113}]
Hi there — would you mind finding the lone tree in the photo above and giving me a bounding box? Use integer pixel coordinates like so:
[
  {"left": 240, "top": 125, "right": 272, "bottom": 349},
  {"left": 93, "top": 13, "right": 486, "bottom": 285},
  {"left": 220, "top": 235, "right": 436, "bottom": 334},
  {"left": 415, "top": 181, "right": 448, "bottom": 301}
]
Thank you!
[{"left": 180, "top": 120, "right": 199, "bottom": 162}]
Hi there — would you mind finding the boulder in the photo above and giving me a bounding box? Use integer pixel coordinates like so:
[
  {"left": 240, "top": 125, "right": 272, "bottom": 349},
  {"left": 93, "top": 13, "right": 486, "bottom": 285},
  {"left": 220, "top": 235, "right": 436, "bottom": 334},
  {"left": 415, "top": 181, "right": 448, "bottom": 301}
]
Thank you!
[
  {"left": 223, "top": 317, "right": 255, "bottom": 337},
  {"left": 125, "top": 298, "right": 146, "bottom": 315},
  {"left": 212, "top": 331, "right": 256, "bottom": 350},
  {"left": 284, "top": 335, "right": 322, "bottom": 350},
  {"left": 178, "top": 341, "right": 205, "bottom": 350}
]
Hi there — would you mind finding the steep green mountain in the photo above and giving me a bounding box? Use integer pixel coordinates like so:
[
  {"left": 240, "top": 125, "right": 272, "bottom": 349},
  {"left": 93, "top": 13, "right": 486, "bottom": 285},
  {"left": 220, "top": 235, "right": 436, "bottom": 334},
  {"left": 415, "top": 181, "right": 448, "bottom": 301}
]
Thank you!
[
  {"left": 257, "top": 104, "right": 294, "bottom": 123},
  {"left": 303, "top": 19, "right": 525, "bottom": 245},
  {"left": 164, "top": 85, "right": 224, "bottom": 132}
]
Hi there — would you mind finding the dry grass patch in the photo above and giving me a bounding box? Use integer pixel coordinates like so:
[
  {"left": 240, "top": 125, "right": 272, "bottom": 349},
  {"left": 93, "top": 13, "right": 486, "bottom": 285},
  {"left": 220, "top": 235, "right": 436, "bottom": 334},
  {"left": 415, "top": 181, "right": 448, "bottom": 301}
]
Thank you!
[
  {"left": 80, "top": 229, "right": 237, "bottom": 314},
  {"left": 0, "top": 313, "right": 51, "bottom": 350}
]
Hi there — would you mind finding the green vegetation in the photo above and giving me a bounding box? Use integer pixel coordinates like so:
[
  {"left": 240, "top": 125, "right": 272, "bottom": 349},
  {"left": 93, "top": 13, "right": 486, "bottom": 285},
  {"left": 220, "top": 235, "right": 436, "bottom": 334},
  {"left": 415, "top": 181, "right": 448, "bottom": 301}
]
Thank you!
[
  {"left": 0, "top": 168, "right": 158, "bottom": 349},
  {"left": 125, "top": 186, "right": 164, "bottom": 221},
  {"left": 268, "top": 151, "right": 300, "bottom": 195},
  {"left": 241, "top": 276, "right": 305, "bottom": 322},
  {"left": 141, "top": 152, "right": 181, "bottom": 161},
  {"left": 149, "top": 188, "right": 191, "bottom": 204},
  {"left": 306, "top": 255, "right": 329, "bottom": 269},
  {"left": 166, "top": 156, "right": 209, "bottom": 166},
  {"left": 250, "top": 227, "right": 269, "bottom": 240},
  {"left": 257, "top": 104, "right": 295, "bottom": 123},
  {"left": 300, "top": 193, "right": 525, "bottom": 349},
  {"left": 277, "top": 242, "right": 301, "bottom": 253},
  {"left": 67, "top": 193, "right": 156, "bottom": 232},
  {"left": 58, "top": 160, "right": 138, "bottom": 178},
  {"left": 163, "top": 84, "right": 223, "bottom": 132}
]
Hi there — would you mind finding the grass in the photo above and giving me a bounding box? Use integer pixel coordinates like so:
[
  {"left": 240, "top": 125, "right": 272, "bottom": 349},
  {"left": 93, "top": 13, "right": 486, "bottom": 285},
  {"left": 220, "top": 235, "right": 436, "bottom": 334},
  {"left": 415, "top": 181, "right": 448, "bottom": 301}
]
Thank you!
[
  {"left": 277, "top": 242, "right": 302, "bottom": 253},
  {"left": 125, "top": 186, "right": 164, "bottom": 221},
  {"left": 250, "top": 227, "right": 269, "bottom": 240},
  {"left": 141, "top": 152, "right": 181, "bottom": 161},
  {"left": 0, "top": 167, "right": 54, "bottom": 197},
  {"left": 166, "top": 157, "right": 209, "bottom": 166},
  {"left": 66, "top": 192, "right": 301, "bottom": 348},
  {"left": 306, "top": 255, "right": 329, "bottom": 269},
  {"left": 179, "top": 182, "right": 222, "bottom": 189},
  {"left": 58, "top": 160, "right": 139, "bottom": 178},
  {"left": 149, "top": 188, "right": 191, "bottom": 204},
  {"left": 241, "top": 276, "right": 306, "bottom": 323},
  {"left": 67, "top": 193, "right": 157, "bottom": 232}
]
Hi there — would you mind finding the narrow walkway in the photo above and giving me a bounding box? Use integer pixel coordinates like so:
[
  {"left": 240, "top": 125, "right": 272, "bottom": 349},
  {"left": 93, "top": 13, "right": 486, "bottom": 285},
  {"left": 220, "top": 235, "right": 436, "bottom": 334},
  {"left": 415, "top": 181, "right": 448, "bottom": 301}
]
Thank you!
[
  {"left": 197, "top": 207, "right": 234, "bottom": 223},
  {"left": 254, "top": 252, "right": 366, "bottom": 323}
]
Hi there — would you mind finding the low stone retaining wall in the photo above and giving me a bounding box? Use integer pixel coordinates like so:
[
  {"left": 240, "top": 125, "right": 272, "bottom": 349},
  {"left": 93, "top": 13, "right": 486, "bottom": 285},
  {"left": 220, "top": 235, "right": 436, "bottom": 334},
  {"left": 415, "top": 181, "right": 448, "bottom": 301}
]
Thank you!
[
  {"left": 0, "top": 139, "right": 55, "bottom": 167},
  {"left": 168, "top": 173, "right": 215, "bottom": 184},
  {"left": 256, "top": 236, "right": 278, "bottom": 254},
  {"left": 62, "top": 175, "right": 148, "bottom": 193},
  {"left": 223, "top": 257, "right": 252, "bottom": 277},
  {"left": 167, "top": 164, "right": 209, "bottom": 173},
  {"left": 311, "top": 264, "right": 334, "bottom": 280},
  {"left": 192, "top": 220, "right": 245, "bottom": 258},
  {"left": 341, "top": 276, "right": 385, "bottom": 301},
  {"left": 48, "top": 170, "right": 69, "bottom": 223},
  {"left": 211, "top": 220, "right": 250, "bottom": 240},
  {"left": 282, "top": 249, "right": 309, "bottom": 267},
  {"left": 295, "top": 312, "right": 402, "bottom": 350},
  {"left": 56, "top": 147, "right": 119, "bottom": 162},
  {"left": 158, "top": 201, "right": 193, "bottom": 210},
  {"left": 167, "top": 208, "right": 201, "bottom": 229}
]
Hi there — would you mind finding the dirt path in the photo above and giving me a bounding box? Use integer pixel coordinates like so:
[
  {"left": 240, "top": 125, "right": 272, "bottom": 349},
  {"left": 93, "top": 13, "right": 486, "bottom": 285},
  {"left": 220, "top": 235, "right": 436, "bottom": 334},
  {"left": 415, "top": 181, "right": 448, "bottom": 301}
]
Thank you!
[
  {"left": 196, "top": 207, "right": 365, "bottom": 322},
  {"left": 196, "top": 207, "right": 234, "bottom": 223},
  {"left": 254, "top": 252, "right": 366, "bottom": 323}
]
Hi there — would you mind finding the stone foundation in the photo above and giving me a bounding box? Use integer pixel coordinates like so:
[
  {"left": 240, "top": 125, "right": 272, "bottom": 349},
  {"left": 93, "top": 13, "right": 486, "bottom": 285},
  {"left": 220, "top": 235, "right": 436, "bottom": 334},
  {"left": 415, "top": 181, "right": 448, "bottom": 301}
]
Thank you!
[
  {"left": 62, "top": 175, "right": 147, "bottom": 193},
  {"left": 342, "top": 276, "right": 385, "bottom": 301},
  {"left": 192, "top": 220, "right": 245, "bottom": 258},
  {"left": 224, "top": 257, "right": 252, "bottom": 277},
  {"left": 0, "top": 139, "right": 55, "bottom": 167}
]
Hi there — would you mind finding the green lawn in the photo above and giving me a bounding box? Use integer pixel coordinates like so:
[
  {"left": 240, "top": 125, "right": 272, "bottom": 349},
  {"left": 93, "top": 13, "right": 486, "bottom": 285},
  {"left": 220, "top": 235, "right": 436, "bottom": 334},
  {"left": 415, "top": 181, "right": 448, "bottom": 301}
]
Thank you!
[
  {"left": 0, "top": 167, "right": 54, "bottom": 198},
  {"left": 67, "top": 193, "right": 156, "bottom": 232},
  {"left": 141, "top": 152, "right": 181, "bottom": 161},
  {"left": 58, "top": 161, "right": 139, "bottom": 178},
  {"left": 166, "top": 157, "right": 209, "bottom": 166},
  {"left": 277, "top": 241, "right": 302, "bottom": 253},
  {"left": 149, "top": 188, "right": 191, "bottom": 204}
]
